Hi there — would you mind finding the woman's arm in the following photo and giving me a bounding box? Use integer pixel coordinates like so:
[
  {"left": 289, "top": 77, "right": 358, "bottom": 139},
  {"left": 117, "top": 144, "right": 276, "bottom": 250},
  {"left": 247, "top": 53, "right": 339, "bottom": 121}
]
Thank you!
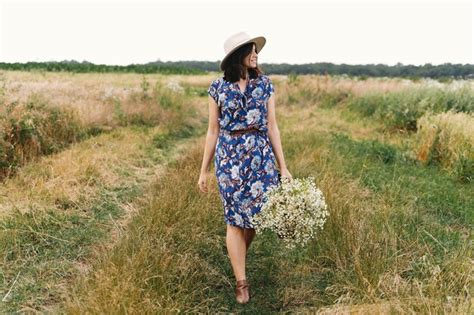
[
  {"left": 198, "top": 96, "right": 220, "bottom": 192},
  {"left": 266, "top": 93, "right": 292, "bottom": 178}
]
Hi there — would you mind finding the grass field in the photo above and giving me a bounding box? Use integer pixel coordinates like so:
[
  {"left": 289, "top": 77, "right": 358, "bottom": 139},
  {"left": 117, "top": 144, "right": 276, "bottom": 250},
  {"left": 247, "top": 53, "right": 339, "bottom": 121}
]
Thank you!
[{"left": 0, "top": 71, "right": 472, "bottom": 313}]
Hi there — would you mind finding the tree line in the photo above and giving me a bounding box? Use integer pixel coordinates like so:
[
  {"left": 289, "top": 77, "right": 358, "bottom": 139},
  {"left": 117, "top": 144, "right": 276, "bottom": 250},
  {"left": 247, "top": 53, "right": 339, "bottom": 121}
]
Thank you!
[{"left": 0, "top": 60, "right": 473, "bottom": 79}]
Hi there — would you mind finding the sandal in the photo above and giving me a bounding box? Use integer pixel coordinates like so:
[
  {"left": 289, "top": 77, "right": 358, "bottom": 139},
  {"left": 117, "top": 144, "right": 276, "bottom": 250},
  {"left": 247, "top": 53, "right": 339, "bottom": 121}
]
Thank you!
[{"left": 235, "top": 279, "right": 250, "bottom": 304}]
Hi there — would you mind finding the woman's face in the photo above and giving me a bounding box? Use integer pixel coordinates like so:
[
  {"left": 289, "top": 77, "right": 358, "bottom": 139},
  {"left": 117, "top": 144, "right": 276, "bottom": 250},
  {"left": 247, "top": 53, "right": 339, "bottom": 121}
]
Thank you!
[{"left": 243, "top": 44, "right": 258, "bottom": 69}]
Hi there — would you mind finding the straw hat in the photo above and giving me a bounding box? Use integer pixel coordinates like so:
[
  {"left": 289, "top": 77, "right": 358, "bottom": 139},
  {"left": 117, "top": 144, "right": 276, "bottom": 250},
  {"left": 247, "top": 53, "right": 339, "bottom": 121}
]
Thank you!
[{"left": 220, "top": 31, "right": 266, "bottom": 71}]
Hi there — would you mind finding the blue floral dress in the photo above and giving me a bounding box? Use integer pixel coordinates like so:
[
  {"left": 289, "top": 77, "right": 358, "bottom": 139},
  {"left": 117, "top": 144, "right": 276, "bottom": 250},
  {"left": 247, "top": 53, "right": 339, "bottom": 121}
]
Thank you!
[{"left": 207, "top": 74, "right": 281, "bottom": 229}]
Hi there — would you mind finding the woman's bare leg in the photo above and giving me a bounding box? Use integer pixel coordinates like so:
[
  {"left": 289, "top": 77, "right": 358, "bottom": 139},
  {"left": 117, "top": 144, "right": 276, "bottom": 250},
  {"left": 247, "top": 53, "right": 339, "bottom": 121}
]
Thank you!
[
  {"left": 226, "top": 224, "right": 247, "bottom": 281},
  {"left": 244, "top": 228, "right": 256, "bottom": 255}
]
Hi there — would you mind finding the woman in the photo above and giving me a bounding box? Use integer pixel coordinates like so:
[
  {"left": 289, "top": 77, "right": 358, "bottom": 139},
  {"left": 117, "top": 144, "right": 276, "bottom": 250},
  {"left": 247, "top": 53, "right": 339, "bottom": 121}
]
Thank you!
[{"left": 198, "top": 32, "right": 292, "bottom": 304}]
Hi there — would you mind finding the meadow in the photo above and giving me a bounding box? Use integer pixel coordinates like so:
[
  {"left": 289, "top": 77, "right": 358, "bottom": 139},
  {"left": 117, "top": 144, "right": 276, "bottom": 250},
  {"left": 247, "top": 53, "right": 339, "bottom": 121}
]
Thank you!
[{"left": 0, "top": 70, "right": 472, "bottom": 313}]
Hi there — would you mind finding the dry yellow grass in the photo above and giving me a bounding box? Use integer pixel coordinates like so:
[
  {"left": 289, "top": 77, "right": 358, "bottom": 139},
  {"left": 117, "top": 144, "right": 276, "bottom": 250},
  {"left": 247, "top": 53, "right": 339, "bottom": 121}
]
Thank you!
[
  {"left": 415, "top": 111, "right": 474, "bottom": 178},
  {"left": 0, "top": 69, "right": 207, "bottom": 219},
  {"left": 0, "top": 126, "right": 162, "bottom": 220},
  {"left": 1, "top": 71, "right": 187, "bottom": 128},
  {"left": 60, "top": 97, "right": 472, "bottom": 312},
  {"left": 0, "top": 70, "right": 202, "bottom": 183},
  {"left": 1, "top": 71, "right": 471, "bottom": 313},
  {"left": 279, "top": 74, "right": 473, "bottom": 96}
]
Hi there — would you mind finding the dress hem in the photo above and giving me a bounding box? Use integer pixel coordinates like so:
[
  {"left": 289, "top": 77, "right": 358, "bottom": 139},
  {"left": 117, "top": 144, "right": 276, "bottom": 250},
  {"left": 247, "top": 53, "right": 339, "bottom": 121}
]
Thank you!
[{"left": 224, "top": 220, "right": 256, "bottom": 229}]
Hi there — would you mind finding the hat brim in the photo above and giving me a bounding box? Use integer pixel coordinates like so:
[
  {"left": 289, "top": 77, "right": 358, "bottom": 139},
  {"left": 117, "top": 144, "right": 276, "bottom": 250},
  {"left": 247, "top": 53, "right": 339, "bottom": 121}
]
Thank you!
[{"left": 219, "top": 36, "right": 266, "bottom": 71}]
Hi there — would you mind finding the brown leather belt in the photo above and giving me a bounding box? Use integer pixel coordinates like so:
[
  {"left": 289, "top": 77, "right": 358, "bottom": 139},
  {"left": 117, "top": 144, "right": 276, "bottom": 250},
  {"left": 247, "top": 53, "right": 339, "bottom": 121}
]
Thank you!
[{"left": 229, "top": 128, "right": 262, "bottom": 135}]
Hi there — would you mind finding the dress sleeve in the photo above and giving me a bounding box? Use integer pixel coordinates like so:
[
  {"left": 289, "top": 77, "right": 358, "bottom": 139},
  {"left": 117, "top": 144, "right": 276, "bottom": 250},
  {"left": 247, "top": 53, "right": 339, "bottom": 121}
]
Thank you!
[
  {"left": 266, "top": 76, "right": 275, "bottom": 97},
  {"left": 207, "top": 79, "right": 220, "bottom": 104}
]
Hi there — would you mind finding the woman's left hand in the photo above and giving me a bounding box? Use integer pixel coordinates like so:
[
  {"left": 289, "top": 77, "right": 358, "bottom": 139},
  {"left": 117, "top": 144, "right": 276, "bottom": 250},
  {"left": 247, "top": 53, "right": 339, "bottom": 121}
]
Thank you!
[{"left": 280, "top": 168, "right": 293, "bottom": 180}]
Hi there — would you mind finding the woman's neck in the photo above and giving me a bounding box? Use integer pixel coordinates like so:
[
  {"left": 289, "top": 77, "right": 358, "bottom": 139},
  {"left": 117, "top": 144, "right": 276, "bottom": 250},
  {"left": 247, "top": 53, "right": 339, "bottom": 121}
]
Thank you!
[{"left": 241, "top": 69, "right": 249, "bottom": 81}]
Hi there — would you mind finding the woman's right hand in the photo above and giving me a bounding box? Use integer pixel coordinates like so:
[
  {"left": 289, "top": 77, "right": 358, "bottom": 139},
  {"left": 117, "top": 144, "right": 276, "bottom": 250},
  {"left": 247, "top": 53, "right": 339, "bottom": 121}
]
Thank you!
[{"left": 198, "top": 171, "right": 210, "bottom": 193}]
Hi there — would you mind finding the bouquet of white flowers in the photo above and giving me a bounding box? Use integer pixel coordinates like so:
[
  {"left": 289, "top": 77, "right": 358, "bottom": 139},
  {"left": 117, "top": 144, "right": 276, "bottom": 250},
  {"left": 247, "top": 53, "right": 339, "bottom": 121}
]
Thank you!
[{"left": 251, "top": 176, "right": 329, "bottom": 249}]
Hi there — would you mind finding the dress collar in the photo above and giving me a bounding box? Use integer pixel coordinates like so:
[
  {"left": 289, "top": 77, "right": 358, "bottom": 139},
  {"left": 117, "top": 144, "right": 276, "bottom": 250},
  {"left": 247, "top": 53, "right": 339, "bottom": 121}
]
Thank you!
[{"left": 222, "top": 76, "right": 258, "bottom": 94}]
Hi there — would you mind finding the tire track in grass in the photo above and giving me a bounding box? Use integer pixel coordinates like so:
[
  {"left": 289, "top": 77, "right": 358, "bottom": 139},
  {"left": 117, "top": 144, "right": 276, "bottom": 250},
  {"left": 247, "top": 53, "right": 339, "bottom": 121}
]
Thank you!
[
  {"left": 61, "top": 106, "right": 409, "bottom": 313},
  {"left": 62, "top": 137, "right": 292, "bottom": 313},
  {"left": 45, "top": 83, "right": 472, "bottom": 313},
  {"left": 0, "top": 122, "right": 205, "bottom": 313},
  {"left": 58, "top": 103, "right": 391, "bottom": 313}
]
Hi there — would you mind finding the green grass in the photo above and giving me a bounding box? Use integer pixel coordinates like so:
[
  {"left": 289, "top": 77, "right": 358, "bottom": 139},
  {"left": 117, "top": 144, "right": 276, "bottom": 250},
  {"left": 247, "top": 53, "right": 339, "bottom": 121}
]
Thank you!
[
  {"left": 329, "top": 132, "right": 473, "bottom": 226},
  {"left": 0, "top": 122, "right": 205, "bottom": 313},
  {"left": 2, "top": 76, "right": 472, "bottom": 313},
  {"left": 344, "top": 87, "right": 474, "bottom": 131},
  {"left": 63, "top": 118, "right": 472, "bottom": 312},
  {"left": 64, "top": 141, "right": 299, "bottom": 312},
  {"left": 0, "top": 186, "right": 128, "bottom": 312}
]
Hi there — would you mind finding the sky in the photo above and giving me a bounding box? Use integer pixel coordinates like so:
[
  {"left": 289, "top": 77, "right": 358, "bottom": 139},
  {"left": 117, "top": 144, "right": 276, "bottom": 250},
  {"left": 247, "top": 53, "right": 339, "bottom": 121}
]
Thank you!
[{"left": 1, "top": 0, "right": 472, "bottom": 66}]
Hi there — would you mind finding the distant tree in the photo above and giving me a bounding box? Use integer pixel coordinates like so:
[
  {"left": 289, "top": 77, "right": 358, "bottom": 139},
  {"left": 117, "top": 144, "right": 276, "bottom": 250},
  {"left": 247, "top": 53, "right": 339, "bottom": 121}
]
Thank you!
[{"left": 0, "top": 60, "right": 472, "bottom": 79}]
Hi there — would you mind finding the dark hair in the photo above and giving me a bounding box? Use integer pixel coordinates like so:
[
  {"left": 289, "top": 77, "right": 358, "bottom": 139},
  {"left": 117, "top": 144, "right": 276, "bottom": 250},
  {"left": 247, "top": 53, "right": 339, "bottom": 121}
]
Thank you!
[{"left": 223, "top": 42, "right": 263, "bottom": 83}]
